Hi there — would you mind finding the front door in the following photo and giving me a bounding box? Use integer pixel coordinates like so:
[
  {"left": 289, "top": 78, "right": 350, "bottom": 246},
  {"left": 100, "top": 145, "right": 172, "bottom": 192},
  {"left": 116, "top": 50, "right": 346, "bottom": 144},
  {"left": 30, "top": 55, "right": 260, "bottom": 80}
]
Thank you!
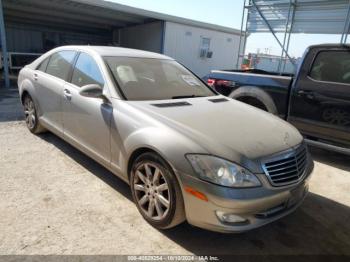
[
  {"left": 34, "top": 51, "right": 77, "bottom": 133},
  {"left": 62, "top": 52, "right": 112, "bottom": 166},
  {"left": 288, "top": 49, "right": 350, "bottom": 146}
]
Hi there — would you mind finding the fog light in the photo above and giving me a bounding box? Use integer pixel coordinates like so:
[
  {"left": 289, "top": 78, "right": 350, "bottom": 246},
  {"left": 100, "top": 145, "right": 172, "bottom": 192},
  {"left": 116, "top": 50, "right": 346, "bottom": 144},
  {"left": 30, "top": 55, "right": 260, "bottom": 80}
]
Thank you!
[{"left": 216, "top": 211, "right": 247, "bottom": 224}]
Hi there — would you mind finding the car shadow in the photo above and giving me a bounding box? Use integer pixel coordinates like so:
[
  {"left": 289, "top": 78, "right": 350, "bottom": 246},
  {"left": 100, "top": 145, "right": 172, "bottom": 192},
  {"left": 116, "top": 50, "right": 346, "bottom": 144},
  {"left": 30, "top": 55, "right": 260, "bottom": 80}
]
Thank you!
[
  {"left": 309, "top": 146, "right": 350, "bottom": 172},
  {"left": 161, "top": 193, "right": 350, "bottom": 255},
  {"left": 38, "top": 132, "right": 133, "bottom": 202},
  {"left": 38, "top": 132, "right": 350, "bottom": 256}
]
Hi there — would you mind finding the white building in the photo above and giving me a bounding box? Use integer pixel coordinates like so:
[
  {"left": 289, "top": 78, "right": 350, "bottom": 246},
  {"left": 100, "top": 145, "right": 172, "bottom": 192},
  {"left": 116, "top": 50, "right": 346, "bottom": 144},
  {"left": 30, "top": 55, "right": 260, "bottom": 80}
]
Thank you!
[
  {"left": 117, "top": 20, "right": 241, "bottom": 77},
  {"left": 0, "top": 0, "right": 242, "bottom": 87},
  {"left": 164, "top": 22, "right": 240, "bottom": 77}
]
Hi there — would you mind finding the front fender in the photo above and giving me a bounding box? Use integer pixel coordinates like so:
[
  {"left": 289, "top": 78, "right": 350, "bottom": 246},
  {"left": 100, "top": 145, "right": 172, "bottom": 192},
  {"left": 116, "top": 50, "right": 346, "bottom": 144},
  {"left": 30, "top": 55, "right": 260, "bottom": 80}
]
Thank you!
[{"left": 121, "top": 126, "right": 204, "bottom": 177}]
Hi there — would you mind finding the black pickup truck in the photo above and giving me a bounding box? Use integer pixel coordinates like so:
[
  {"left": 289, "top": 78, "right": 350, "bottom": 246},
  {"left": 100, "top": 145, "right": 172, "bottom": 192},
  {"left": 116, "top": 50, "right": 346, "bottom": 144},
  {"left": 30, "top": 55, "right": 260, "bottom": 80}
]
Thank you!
[{"left": 206, "top": 44, "right": 350, "bottom": 154}]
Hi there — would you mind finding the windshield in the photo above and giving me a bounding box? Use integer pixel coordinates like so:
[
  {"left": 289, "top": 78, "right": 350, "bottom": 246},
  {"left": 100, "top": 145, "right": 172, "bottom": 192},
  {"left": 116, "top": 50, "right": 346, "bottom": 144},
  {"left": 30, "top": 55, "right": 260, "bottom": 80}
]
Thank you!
[{"left": 104, "top": 57, "right": 216, "bottom": 100}]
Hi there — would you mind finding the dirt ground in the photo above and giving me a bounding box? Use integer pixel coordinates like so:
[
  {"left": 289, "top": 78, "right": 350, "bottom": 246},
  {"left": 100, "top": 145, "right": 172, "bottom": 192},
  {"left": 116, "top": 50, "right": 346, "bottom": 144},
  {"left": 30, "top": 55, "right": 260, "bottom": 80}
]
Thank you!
[{"left": 0, "top": 89, "right": 350, "bottom": 255}]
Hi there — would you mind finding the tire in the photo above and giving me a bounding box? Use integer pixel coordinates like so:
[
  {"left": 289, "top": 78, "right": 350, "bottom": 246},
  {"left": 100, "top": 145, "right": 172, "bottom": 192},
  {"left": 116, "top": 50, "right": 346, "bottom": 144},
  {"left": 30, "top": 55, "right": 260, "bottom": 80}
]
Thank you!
[
  {"left": 229, "top": 86, "right": 278, "bottom": 115},
  {"left": 237, "top": 96, "right": 268, "bottom": 111},
  {"left": 23, "top": 94, "right": 46, "bottom": 134},
  {"left": 130, "top": 152, "right": 185, "bottom": 229}
]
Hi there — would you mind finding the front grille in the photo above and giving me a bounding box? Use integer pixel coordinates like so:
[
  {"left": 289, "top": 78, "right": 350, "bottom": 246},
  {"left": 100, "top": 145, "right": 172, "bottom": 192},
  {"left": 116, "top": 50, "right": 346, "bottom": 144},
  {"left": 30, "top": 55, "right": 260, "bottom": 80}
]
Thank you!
[{"left": 262, "top": 145, "right": 307, "bottom": 186}]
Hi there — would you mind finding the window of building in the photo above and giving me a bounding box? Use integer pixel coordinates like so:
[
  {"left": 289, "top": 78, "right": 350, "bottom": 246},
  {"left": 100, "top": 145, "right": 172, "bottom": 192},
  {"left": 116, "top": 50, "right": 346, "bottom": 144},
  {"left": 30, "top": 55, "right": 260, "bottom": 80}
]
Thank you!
[{"left": 199, "top": 37, "right": 211, "bottom": 59}]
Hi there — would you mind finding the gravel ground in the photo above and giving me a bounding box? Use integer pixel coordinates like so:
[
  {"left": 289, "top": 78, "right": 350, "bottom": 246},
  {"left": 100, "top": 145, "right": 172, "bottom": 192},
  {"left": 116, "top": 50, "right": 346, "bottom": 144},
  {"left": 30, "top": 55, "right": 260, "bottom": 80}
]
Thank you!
[
  {"left": 0, "top": 121, "right": 349, "bottom": 255},
  {"left": 0, "top": 90, "right": 349, "bottom": 255}
]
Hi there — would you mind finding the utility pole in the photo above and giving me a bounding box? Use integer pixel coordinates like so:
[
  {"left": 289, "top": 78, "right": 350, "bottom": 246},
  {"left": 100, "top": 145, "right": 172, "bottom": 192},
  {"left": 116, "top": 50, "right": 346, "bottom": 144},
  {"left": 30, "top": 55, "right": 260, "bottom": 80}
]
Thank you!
[{"left": 0, "top": 0, "right": 9, "bottom": 88}]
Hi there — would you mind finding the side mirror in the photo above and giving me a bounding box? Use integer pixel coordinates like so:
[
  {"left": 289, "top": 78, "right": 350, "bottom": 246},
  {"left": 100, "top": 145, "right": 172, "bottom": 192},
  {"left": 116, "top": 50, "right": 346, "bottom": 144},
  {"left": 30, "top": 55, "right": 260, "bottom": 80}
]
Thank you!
[{"left": 79, "top": 84, "right": 103, "bottom": 98}]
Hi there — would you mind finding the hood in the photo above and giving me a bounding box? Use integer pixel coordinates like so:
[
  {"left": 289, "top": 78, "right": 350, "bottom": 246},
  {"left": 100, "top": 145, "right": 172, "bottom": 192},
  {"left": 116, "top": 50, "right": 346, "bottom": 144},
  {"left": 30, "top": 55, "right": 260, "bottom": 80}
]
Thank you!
[{"left": 128, "top": 96, "right": 303, "bottom": 165}]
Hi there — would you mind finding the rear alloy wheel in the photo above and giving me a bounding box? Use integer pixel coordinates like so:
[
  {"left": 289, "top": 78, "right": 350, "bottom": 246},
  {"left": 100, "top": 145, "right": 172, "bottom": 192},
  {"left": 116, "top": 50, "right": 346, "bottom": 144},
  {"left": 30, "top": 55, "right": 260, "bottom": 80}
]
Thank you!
[
  {"left": 322, "top": 107, "right": 350, "bottom": 126},
  {"left": 130, "top": 153, "right": 185, "bottom": 229},
  {"left": 23, "top": 95, "right": 45, "bottom": 134}
]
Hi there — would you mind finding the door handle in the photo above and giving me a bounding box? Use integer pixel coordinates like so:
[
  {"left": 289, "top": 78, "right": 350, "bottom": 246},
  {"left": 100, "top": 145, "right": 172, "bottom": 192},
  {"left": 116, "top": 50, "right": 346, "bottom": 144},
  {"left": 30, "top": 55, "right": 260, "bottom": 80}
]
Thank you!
[
  {"left": 297, "top": 90, "right": 315, "bottom": 100},
  {"left": 34, "top": 73, "right": 38, "bottom": 81},
  {"left": 63, "top": 88, "right": 72, "bottom": 100}
]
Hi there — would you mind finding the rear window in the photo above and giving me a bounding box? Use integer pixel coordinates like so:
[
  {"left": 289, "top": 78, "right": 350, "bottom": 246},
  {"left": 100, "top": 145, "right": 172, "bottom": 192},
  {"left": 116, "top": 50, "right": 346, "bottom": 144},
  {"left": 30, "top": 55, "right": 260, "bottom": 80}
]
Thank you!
[
  {"left": 309, "top": 50, "right": 350, "bottom": 84},
  {"left": 46, "top": 51, "right": 76, "bottom": 81},
  {"left": 37, "top": 57, "right": 49, "bottom": 72},
  {"left": 105, "top": 57, "right": 215, "bottom": 101}
]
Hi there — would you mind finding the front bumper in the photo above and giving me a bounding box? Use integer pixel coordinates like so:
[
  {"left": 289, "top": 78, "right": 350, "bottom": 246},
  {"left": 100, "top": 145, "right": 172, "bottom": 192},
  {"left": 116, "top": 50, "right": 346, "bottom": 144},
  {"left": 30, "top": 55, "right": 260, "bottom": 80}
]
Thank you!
[{"left": 177, "top": 160, "right": 313, "bottom": 233}]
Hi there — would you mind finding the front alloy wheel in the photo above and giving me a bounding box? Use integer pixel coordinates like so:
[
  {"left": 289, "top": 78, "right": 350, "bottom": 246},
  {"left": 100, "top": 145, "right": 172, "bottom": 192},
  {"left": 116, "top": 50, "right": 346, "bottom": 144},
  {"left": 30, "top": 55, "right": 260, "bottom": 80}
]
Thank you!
[
  {"left": 133, "top": 163, "right": 170, "bottom": 220},
  {"left": 130, "top": 152, "right": 185, "bottom": 229}
]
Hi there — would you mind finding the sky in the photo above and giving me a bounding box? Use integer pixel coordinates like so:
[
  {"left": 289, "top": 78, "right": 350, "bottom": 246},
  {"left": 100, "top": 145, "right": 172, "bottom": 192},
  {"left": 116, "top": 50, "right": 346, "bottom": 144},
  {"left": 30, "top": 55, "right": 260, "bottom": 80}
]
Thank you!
[{"left": 110, "top": 0, "right": 341, "bottom": 58}]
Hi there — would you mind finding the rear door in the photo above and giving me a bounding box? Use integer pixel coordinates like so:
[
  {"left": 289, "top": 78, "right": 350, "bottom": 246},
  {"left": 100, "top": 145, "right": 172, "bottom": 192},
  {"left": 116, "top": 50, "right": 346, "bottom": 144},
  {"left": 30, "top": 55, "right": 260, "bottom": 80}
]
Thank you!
[
  {"left": 62, "top": 52, "right": 112, "bottom": 166},
  {"left": 34, "top": 51, "right": 77, "bottom": 133},
  {"left": 288, "top": 48, "right": 350, "bottom": 146}
]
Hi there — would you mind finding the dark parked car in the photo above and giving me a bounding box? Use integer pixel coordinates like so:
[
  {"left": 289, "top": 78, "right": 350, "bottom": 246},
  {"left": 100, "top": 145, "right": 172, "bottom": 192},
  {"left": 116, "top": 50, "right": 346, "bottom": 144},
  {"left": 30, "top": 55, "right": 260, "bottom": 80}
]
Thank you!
[{"left": 206, "top": 44, "right": 350, "bottom": 155}]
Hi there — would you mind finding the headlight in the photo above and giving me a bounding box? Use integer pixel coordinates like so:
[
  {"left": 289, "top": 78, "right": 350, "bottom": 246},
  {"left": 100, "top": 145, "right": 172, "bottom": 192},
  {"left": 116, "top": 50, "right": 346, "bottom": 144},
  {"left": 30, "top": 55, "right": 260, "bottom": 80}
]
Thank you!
[{"left": 186, "top": 154, "right": 261, "bottom": 188}]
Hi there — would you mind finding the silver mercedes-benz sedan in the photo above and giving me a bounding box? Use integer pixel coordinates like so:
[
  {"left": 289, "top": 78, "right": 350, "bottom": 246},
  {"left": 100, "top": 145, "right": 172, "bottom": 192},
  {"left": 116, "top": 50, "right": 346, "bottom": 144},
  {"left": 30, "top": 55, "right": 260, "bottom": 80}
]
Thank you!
[{"left": 18, "top": 46, "right": 313, "bottom": 233}]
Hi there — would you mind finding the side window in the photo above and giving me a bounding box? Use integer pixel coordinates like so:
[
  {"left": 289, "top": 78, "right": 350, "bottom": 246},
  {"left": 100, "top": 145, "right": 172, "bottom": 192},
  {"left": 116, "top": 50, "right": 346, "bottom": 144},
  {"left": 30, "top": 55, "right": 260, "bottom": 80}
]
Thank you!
[
  {"left": 46, "top": 51, "right": 76, "bottom": 81},
  {"left": 37, "top": 57, "right": 50, "bottom": 72},
  {"left": 309, "top": 51, "right": 350, "bottom": 84},
  {"left": 199, "top": 37, "right": 211, "bottom": 59},
  {"left": 71, "top": 53, "right": 104, "bottom": 87}
]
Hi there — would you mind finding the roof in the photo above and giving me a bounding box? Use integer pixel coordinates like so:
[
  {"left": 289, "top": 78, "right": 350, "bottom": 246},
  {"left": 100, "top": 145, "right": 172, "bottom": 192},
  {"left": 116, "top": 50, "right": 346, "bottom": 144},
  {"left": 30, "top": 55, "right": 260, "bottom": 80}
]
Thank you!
[
  {"left": 307, "top": 43, "right": 350, "bottom": 49},
  {"left": 247, "top": 0, "right": 350, "bottom": 34},
  {"left": 3, "top": 0, "right": 241, "bottom": 36},
  {"left": 73, "top": 0, "right": 242, "bottom": 35},
  {"left": 57, "top": 45, "right": 175, "bottom": 59}
]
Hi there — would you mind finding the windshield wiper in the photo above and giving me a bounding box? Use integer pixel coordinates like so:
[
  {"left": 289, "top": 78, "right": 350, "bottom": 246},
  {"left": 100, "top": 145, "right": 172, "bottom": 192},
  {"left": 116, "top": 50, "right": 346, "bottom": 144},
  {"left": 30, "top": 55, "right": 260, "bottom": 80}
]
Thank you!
[{"left": 172, "top": 95, "right": 205, "bottom": 99}]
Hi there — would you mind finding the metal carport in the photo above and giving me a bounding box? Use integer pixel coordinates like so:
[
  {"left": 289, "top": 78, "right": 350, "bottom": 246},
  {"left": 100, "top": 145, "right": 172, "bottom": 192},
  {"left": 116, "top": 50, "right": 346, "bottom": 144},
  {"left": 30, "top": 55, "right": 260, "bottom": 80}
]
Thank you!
[
  {"left": 237, "top": 0, "right": 350, "bottom": 73},
  {"left": 0, "top": 0, "right": 165, "bottom": 88},
  {"left": 0, "top": 0, "right": 240, "bottom": 88}
]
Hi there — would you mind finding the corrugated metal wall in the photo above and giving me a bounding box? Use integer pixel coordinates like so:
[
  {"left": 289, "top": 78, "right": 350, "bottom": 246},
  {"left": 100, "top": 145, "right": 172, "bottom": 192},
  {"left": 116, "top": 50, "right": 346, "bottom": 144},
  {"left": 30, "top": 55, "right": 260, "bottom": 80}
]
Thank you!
[
  {"left": 248, "top": 0, "right": 350, "bottom": 34},
  {"left": 5, "top": 19, "right": 239, "bottom": 77},
  {"left": 163, "top": 22, "right": 240, "bottom": 77},
  {"left": 6, "top": 21, "right": 163, "bottom": 54},
  {"left": 5, "top": 23, "right": 112, "bottom": 53},
  {"left": 6, "top": 26, "right": 43, "bottom": 52},
  {"left": 120, "top": 21, "right": 163, "bottom": 53}
]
